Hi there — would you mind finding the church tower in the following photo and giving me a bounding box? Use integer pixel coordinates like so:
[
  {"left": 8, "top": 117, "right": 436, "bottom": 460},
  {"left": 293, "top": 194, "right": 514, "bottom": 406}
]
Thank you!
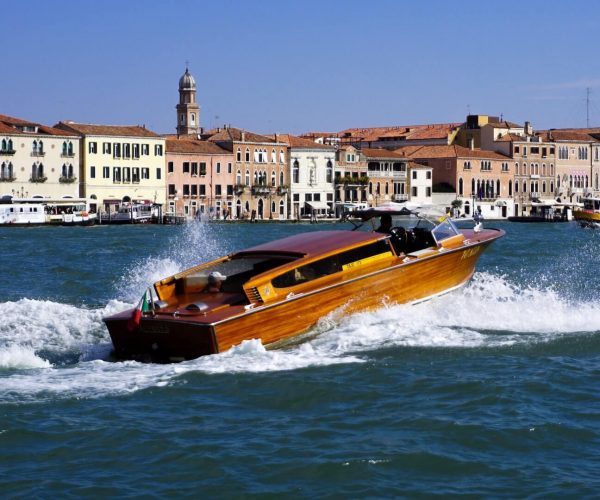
[{"left": 176, "top": 67, "right": 200, "bottom": 136}]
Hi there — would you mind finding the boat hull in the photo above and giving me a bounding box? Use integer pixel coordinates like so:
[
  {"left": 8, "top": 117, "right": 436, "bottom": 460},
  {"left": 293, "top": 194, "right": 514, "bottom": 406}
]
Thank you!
[{"left": 105, "top": 231, "right": 500, "bottom": 362}]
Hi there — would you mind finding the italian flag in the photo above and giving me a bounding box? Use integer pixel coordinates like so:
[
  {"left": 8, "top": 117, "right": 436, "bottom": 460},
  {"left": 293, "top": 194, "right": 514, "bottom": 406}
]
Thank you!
[{"left": 127, "top": 289, "right": 151, "bottom": 331}]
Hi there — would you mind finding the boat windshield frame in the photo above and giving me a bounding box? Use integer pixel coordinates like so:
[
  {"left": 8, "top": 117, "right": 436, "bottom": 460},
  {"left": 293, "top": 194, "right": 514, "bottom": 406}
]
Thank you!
[{"left": 344, "top": 206, "right": 461, "bottom": 245}]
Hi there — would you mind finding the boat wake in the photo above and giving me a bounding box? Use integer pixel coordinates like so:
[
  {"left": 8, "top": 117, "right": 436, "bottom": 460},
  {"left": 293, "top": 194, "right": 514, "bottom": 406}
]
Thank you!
[{"left": 1, "top": 272, "right": 599, "bottom": 401}]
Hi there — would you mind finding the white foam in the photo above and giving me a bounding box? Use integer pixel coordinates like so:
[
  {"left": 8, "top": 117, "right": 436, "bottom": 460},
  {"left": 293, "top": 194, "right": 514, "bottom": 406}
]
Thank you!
[
  {"left": 1, "top": 272, "right": 599, "bottom": 402},
  {"left": 0, "top": 345, "right": 51, "bottom": 369}
]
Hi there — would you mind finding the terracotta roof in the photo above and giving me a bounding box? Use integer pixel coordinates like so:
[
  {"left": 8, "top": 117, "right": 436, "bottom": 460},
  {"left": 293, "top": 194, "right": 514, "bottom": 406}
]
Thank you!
[
  {"left": 397, "top": 144, "right": 510, "bottom": 161},
  {"left": 496, "top": 132, "right": 525, "bottom": 142},
  {"left": 166, "top": 138, "right": 231, "bottom": 154},
  {"left": 362, "top": 148, "right": 408, "bottom": 159},
  {"left": 537, "top": 129, "right": 600, "bottom": 142},
  {"left": 54, "top": 121, "right": 160, "bottom": 138},
  {"left": 0, "top": 114, "right": 76, "bottom": 137},
  {"left": 483, "top": 120, "right": 522, "bottom": 129},
  {"left": 339, "top": 123, "right": 461, "bottom": 142},
  {"left": 207, "top": 127, "right": 278, "bottom": 144},
  {"left": 270, "top": 134, "right": 335, "bottom": 150}
]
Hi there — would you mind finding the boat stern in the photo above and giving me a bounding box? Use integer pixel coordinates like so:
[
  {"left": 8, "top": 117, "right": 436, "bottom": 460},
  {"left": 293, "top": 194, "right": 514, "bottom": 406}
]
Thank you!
[{"left": 104, "top": 310, "right": 218, "bottom": 362}]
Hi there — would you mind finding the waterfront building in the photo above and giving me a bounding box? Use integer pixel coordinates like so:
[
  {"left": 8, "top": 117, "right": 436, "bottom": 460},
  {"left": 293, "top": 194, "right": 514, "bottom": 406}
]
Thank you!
[
  {"left": 55, "top": 121, "right": 166, "bottom": 214},
  {"left": 334, "top": 145, "right": 368, "bottom": 211},
  {"left": 363, "top": 148, "right": 410, "bottom": 206},
  {"left": 276, "top": 134, "right": 336, "bottom": 219},
  {"left": 408, "top": 164, "right": 433, "bottom": 205},
  {"left": 165, "top": 137, "right": 234, "bottom": 219},
  {"left": 207, "top": 127, "right": 289, "bottom": 220},
  {"left": 0, "top": 114, "right": 81, "bottom": 200},
  {"left": 537, "top": 128, "right": 600, "bottom": 203},
  {"left": 398, "top": 144, "right": 514, "bottom": 219}
]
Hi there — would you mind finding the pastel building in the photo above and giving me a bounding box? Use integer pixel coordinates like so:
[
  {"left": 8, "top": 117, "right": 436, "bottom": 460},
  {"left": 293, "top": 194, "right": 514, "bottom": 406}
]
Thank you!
[
  {"left": 0, "top": 114, "right": 80, "bottom": 199},
  {"left": 399, "top": 144, "right": 514, "bottom": 219},
  {"left": 165, "top": 137, "right": 234, "bottom": 218},
  {"left": 55, "top": 121, "right": 166, "bottom": 213},
  {"left": 207, "top": 127, "right": 289, "bottom": 220}
]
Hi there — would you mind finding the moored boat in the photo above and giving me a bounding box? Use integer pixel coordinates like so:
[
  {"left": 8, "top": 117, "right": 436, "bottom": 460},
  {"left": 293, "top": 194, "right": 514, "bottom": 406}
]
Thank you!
[
  {"left": 104, "top": 206, "right": 504, "bottom": 362},
  {"left": 573, "top": 197, "right": 600, "bottom": 227},
  {"left": 0, "top": 196, "right": 97, "bottom": 226}
]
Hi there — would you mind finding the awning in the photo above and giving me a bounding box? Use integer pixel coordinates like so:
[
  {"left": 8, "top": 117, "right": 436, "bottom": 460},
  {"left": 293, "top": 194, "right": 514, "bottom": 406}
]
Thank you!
[{"left": 306, "top": 201, "right": 330, "bottom": 210}]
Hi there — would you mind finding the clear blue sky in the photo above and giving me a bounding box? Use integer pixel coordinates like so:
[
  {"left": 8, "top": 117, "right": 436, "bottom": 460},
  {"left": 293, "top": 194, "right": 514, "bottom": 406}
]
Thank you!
[{"left": 2, "top": 0, "right": 600, "bottom": 135}]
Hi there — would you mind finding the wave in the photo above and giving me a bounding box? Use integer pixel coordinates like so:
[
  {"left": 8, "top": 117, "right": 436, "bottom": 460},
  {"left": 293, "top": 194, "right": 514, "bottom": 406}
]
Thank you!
[{"left": 0, "top": 272, "right": 599, "bottom": 401}]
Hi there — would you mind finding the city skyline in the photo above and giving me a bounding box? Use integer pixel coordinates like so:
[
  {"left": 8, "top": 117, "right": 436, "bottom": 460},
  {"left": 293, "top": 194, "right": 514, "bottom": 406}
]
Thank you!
[{"left": 2, "top": 0, "right": 600, "bottom": 135}]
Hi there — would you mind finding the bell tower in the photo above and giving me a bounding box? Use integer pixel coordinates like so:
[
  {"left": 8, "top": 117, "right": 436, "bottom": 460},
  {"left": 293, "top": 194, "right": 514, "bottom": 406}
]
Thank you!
[{"left": 176, "top": 66, "right": 200, "bottom": 136}]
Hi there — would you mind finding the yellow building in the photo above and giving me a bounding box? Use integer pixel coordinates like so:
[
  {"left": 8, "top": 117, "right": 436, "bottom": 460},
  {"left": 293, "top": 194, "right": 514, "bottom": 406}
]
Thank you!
[{"left": 55, "top": 122, "right": 166, "bottom": 213}]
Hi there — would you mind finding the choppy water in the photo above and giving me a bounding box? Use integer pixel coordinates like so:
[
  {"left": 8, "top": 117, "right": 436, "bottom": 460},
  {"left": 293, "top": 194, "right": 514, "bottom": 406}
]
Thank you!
[{"left": 0, "top": 221, "right": 599, "bottom": 497}]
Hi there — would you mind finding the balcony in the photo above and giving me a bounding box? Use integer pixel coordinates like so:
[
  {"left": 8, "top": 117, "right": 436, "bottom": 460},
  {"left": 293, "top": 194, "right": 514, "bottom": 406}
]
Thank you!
[
  {"left": 29, "top": 176, "right": 48, "bottom": 183},
  {"left": 0, "top": 176, "right": 16, "bottom": 182},
  {"left": 0, "top": 149, "right": 16, "bottom": 156},
  {"left": 251, "top": 185, "right": 271, "bottom": 196},
  {"left": 59, "top": 176, "right": 77, "bottom": 184},
  {"left": 61, "top": 152, "right": 75, "bottom": 158},
  {"left": 367, "top": 170, "right": 406, "bottom": 179},
  {"left": 31, "top": 151, "right": 46, "bottom": 157},
  {"left": 234, "top": 184, "right": 247, "bottom": 195},
  {"left": 393, "top": 194, "right": 409, "bottom": 201},
  {"left": 277, "top": 185, "right": 289, "bottom": 195}
]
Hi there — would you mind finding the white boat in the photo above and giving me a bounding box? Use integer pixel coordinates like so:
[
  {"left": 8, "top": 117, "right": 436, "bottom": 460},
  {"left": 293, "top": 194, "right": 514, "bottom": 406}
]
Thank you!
[
  {"left": 0, "top": 197, "right": 97, "bottom": 226},
  {"left": 105, "top": 203, "right": 157, "bottom": 224}
]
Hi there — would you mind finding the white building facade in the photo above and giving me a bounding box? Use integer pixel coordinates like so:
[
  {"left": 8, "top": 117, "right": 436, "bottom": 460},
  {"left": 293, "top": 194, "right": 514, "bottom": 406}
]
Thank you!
[
  {"left": 0, "top": 114, "right": 81, "bottom": 199},
  {"left": 283, "top": 135, "right": 336, "bottom": 218}
]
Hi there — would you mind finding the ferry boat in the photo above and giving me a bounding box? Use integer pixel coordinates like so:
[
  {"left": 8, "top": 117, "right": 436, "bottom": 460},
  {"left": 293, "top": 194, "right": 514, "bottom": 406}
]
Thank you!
[
  {"left": 0, "top": 197, "right": 97, "bottom": 226},
  {"left": 573, "top": 197, "right": 600, "bottom": 227},
  {"left": 103, "top": 203, "right": 156, "bottom": 224},
  {"left": 104, "top": 206, "right": 504, "bottom": 362}
]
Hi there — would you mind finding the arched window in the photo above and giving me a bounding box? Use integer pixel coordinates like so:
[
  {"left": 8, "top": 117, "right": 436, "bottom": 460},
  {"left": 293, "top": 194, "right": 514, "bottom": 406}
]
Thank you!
[
  {"left": 68, "top": 164, "right": 74, "bottom": 177},
  {"left": 236, "top": 148, "right": 241, "bottom": 162},
  {"left": 62, "top": 164, "right": 68, "bottom": 177},
  {"left": 279, "top": 199, "right": 285, "bottom": 215},
  {"left": 279, "top": 171, "right": 284, "bottom": 186},
  {"left": 245, "top": 147, "right": 250, "bottom": 162},
  {"left": 236, "top": 170, "right": 242, "bottom": 184},
  {"left": 515, "top": 162, "right": 519, "bottom": 175},
  {"left": 245, "top": 170, "right": 250, "bottom": 185},
  {"left": 271, "top": 170, "right": 276, "bottom": 186},
  {"left": 326, "top": 160, "right": 333, "bottom": 183},
  {"left": 508, "top": 180, "right": 513, "bottom": 196},
  {"left": 271, "top": 149, "right": 276, "bottom": 163},
  {"left": 369, "top": 182, "right": 373, "bottom": 195},
  {"left": 496, "top": 179, "right": 500, "bottom": 196},
  {"left": 292, "top": 160, "right": 299, "bottom": 183},
  {"left": 458, "top": 177, "right": 464, "bottom": 196},
  {"left": 471, "top": 178, "right": 475, "bottom": 196}
]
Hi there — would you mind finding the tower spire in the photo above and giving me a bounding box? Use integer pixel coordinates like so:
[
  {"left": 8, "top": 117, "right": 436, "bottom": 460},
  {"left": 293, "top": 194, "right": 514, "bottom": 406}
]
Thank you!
[{"left": 176, "top": 66, "right": 200, "bottom": 136}]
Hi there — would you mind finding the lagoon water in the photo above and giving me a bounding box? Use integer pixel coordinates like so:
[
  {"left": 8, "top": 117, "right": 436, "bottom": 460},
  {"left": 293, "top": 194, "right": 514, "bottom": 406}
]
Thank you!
[{"left": 0, "top": 221, "right": 599, "bottom": 497}]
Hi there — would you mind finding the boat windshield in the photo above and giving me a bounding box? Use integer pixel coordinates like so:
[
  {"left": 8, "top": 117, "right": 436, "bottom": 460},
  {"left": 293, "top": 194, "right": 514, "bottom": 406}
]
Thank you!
[{"left": 431, "top": 218, "right": 460, "bottom": 244}]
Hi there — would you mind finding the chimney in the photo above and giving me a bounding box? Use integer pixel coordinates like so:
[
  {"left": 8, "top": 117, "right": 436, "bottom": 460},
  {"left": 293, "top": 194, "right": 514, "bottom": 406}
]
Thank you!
[
  {"left": 241, "top": 131, "right": 246, "bottom": 142},
  {"left": 524, "top": 121, "right": 533, "bottom": 136},
  {"left": 469, "top": 137, "right": 475, "bottom": 150},
  {"left": 274, "top": 133, "right": 279, "bottom": 143}
]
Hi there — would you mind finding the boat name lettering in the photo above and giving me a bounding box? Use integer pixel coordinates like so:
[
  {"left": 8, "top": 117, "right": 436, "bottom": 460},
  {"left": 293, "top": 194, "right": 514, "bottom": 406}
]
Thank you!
[{"left": 461, "top": 247, "right": 481, "bottom": 260}]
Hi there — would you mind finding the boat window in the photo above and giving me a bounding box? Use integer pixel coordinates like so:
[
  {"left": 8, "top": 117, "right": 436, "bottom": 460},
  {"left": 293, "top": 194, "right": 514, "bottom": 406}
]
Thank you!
[
  {"left": 272, "top": 240, "right": 392, "bottom": 288},
  {"left": 431, "top": 219, "right": 460, "bottom": 244}
]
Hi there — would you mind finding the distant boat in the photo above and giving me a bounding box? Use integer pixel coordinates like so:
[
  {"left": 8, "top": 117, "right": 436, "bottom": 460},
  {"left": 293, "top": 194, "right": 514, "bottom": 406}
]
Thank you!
[
  {"left": 0, "top": 196, "right": 97, "bottom": 226},
  {"left": 574, "top": 197, "right": 600, "bottom": 227},
  {"left": 102, "top": 203, "right": 157, "bottom": 224},
  {"left": 508, "top": 201, "right": 573, "bottom": 223},
  {"left": 104, "top": 205, "right": 504, "bottom": 362}
]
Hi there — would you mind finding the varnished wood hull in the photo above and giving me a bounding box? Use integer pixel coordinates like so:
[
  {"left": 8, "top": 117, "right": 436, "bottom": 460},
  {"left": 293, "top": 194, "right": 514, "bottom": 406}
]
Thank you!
[{"left": 105, "top": 230, "right": 501, "bottom": 362}]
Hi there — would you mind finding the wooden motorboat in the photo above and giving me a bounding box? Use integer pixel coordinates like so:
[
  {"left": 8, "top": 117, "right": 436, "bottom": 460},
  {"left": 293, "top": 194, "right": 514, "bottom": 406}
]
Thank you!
[
  {"left": 574, "top": 198, "right": 600, "bottom": 227},
  {"left": 104, "top": 206, "right": 504, "bottom": 362}
]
